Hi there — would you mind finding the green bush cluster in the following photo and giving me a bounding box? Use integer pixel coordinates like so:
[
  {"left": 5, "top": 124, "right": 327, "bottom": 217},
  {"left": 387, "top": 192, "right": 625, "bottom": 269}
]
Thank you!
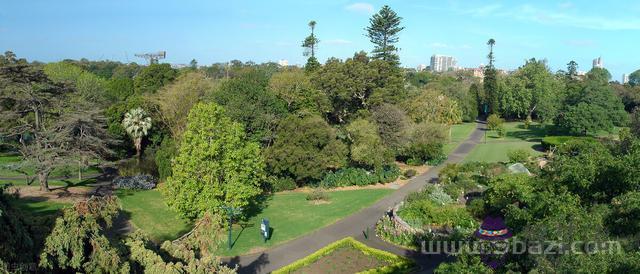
[
  {"left": 403, "top": 169, "right": 417, "bottom": 179},
  {"left": 305, "top": 188, "right": 329, "bottom": 201},
  {"left": 541, "top": 136, "right": 596, "bottom": 150},
  {"left": 507, "top": 148, "right": 531, "bottom": 163},
  {"left": 268, "top": 176, "right": 297, "bottom": 192},
  {"left": 319, "top": 166, "right": 400, "bottom": 188},
  {"left": 398, "top": 199, "right": 477, "bottom": 229}
]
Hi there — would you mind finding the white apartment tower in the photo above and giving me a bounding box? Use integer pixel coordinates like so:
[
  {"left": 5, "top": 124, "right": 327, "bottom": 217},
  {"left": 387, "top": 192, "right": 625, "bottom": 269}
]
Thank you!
[
  {"left": 623, "top": 74, "right": 630, "bottom": 84},
  {"left": 592, "top": 57, "right": 603, "bottom": 69},
  {"left": 430, "top": 55, "right": 457, "bottom": 72}
]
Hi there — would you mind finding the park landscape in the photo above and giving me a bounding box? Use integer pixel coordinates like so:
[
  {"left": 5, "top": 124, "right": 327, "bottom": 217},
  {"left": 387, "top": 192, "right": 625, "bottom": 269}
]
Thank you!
[{"left": 2, "top": 2, "right": 640, "bottom": 274}]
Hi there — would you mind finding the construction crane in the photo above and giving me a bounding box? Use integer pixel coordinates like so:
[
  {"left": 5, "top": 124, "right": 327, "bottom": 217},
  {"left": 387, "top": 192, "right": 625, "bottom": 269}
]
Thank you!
[{"left": 135, "top": 51, "right": 166, "bottom": 65}]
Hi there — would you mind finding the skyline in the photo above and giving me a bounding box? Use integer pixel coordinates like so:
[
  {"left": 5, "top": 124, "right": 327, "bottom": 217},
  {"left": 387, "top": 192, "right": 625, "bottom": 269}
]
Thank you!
[{"left": 1, "top": 0, "right": 638, "bottom": 79}]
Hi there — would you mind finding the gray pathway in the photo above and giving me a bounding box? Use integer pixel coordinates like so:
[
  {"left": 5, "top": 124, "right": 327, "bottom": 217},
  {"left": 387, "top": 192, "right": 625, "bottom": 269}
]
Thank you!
[{"left": 226, "top": 121, "right": 487, "bottom": 274}]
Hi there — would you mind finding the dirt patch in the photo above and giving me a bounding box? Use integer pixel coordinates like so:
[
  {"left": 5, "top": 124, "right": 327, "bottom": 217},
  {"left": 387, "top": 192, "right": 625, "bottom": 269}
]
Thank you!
[
  {"left": 309, "top": 200, "right": 331, "bottom": 205},
  {"left": 291, "top": 246, "right": 389, "bottom": 274},
  {"left": 5, "top": 185, "right": 100, "bottom": 204}
]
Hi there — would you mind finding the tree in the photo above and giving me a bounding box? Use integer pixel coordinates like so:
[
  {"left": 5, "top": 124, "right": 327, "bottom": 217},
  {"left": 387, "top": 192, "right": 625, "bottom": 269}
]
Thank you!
[
  {"left": 39, "top": 196, "right": 129, "bottom": 273},
  {"left": 371, "top": 103, "right": 410, "bottom": 153},
  {"left": 632, "top": 107, "right": 640, "bottom": 137},
  {"left": 134, "top": 63, "right": 177, "bottom": 94},
  {"left": 304, "top": 56, "right": 321, "bottom": 73},
  {"left": 265, "top": 115, "right": 348, "bottom": 183},
  {"left": 345, "top": 119, "right": 393, "bottom": 169},
  {"left": 404, "top": 89, "right": 462, "bottom": 126},
  {"left": 0, "top": 55, "right": 111, "bottom": 191},
  {"left": 268, "top": 69, "right": 330, "bottom": 114},
  {"left": 152, "top": 72, "right": 214, "bottom": 139},
  {"left": 566, "top": 60, "right": 578, "bottom": 78},
  {"left": 208, "top": 68, "right": 287, "bottom": 145},
  {"left": 402, "top": 122, "right": 447, "bottom": 164},
  {"left": 190, "top": 59, "right": 198, "bottom": 70},
  {"left": 162, "top": 103, "right": 265, "bottom": 219},
  {"left": 302, "top": 20, "right": 319, "bottom": 58},
  {"left": 366, "top": 5, "right": 404, "bottom": 64},
  {"left": 586, "top": 67, "right": 612, "bottom": 84},
  {"left": 122, "top": 108, "right": 152, "bottom": 158},
  {"left": 484, "top": 39, "right": 499, "bottom": 114},
  {"left": 629, "top": 69, "right": 640, "bottom": 86}
]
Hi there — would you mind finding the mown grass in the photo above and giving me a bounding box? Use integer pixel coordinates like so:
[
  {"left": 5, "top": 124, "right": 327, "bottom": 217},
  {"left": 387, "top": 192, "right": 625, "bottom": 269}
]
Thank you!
[{"left": 443, "top": 123, "right": 478, "bottom": 155}]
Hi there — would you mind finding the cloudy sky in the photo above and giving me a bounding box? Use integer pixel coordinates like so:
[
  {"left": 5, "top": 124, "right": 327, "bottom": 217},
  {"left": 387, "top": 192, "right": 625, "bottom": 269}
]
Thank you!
[{"left": 1, "top": 0, "right": 638, "bottom": 79}]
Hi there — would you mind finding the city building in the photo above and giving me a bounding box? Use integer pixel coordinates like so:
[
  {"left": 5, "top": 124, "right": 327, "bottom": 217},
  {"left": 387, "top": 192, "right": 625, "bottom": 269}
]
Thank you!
[
  {"left": 278, "top": 59, "right": 289, "bottom": 67},
  {"left": 623, "top": 74, "right": 630, "bottom": 84},
  {"left": 430, "top": 55, "right": 457, "bottom": 72},
  {"left": 592, "top": 57, "right": 603, "bottom": 69},
  {"left": 416, "top": 64, "right": 427, "bottom": 71}
]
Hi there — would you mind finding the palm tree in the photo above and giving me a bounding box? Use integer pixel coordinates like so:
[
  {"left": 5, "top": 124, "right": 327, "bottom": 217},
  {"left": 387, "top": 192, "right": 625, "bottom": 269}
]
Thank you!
[
  {"left": 487, "top": 38, "right": 496, "bottom": 67},
  {"left": 123, "top": 108, "right": 152, "bottom": 158}
]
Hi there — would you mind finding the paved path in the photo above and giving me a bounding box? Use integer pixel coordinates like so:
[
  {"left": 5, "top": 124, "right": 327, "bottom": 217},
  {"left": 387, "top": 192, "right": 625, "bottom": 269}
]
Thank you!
[{"left": 225, "top": 121, "right": 487, "bottom": 274}]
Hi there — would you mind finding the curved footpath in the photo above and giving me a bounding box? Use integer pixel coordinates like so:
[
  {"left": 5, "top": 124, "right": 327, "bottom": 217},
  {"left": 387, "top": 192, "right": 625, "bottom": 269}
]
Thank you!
[{"left": 226, "top": 121, "right": 487, "bottom": 274}]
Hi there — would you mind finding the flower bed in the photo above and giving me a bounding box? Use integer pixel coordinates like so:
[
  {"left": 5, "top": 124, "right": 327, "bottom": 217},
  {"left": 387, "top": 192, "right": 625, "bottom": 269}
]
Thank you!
[{"left": 273, "top": 237, "right": 414, "bottom": 274}]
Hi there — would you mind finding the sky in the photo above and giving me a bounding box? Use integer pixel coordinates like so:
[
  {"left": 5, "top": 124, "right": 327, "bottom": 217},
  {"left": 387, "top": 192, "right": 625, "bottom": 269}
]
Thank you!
[{"left": 1, "top": 0, "right": 638, "bottom": 80}]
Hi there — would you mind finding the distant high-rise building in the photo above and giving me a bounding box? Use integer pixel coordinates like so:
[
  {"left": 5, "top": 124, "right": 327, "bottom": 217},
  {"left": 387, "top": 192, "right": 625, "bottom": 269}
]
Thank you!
[
  {"left": 592, "top": 57, "right": 603, "bottom": 69},
  {"left": 430, "top": 55, "right": 457, "bottom": 72},
  {"left": 623, "top": 74, "right": 630, "bottom": 84},
  {"left": 417, "top": 64, "right": 427, "bottom": 71},
  {"left": 278, "top": 59, "right": 289, "bottom": 67}
]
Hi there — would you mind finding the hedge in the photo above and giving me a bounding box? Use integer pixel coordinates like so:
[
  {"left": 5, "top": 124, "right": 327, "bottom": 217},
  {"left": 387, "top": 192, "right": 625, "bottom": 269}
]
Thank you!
[
  {"left": 272, "top": 237, "right": 415, "bottom": 274},
  {"left": 541, "top": 136, "right": 596, "bottom": 150},
  {"left": 320, "top": 166, "right": 400, "bottom": 188}
]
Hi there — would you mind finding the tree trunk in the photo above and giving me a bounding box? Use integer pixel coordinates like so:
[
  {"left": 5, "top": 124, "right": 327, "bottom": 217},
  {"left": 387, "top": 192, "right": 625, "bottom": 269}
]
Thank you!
[
  {"left": 78, "top": 160, "right": 83, "bottom": 181},
  {"left": 38, "top": 171, "right": 50, "bottom": 192},
  {"left": 135, "top": 138, "right": 142, "bottom": 158}
]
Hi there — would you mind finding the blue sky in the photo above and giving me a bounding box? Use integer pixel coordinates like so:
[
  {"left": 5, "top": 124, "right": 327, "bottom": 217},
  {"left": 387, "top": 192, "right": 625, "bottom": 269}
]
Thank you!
[{"left": 1, "top": 0, "right": 638, "bottom": 80}]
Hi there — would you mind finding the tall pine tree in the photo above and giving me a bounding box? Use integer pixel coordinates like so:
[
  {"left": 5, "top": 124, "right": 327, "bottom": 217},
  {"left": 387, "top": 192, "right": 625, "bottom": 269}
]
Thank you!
[
  {"left": 302, "top": 20, "right": 321, "bottom": 72},
  {"left": 483, "top": 38, "right": 499, "bottom": 114},
  {"left": 366, "top": 5, "right": 404, "bottom": 64}
]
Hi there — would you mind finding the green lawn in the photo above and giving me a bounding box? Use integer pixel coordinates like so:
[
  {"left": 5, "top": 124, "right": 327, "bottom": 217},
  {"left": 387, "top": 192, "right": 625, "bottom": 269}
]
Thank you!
[
  {"left": 0, "top": 178, "right": 97, "bottom": 189},
  {"left": 443, "top": 123, "right": 477, "bottom": 155},
  {"left": 116, "top": 189, "right": 193, "bottom": 243},
  {"left": 8, "top": 197, "right": 69, "bottom": 216},
  {"left": 465, "top": 122, "right": 546, "bottom": 163},
  {"left": 221, "top": 189, "right": 394, "bottom": 256}
]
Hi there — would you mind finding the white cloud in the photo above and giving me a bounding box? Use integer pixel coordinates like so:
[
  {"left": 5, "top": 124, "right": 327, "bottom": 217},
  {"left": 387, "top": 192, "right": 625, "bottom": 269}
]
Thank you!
[
  {"left": 325, "top": 39, "right": 353, "bottom": 45},
  {"left": 464, "top": 4, "right": 502, "bottom": 17},
  {"left": 430, "top": 42, "right": 448, "bottom": 48},
  {"left": 345, "top": 3, "right": 374, "bottom": 15}
]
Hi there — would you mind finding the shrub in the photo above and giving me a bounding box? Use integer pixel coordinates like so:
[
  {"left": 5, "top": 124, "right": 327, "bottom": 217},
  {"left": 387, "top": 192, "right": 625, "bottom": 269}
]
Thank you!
[
  {"left": 486, "top": 114, "right": 504, "bottom": 130},
  {"left": 398, "top": 200, "right": 477, "bottom": 229},
  {"left": 320, "top": 166, "right": 400, "bottom": 188},
  {"left": 507, "top": 148, "right": 530, "bottom": 163},
  {"left": 118, "top": 156, "right": 158, "bottom": 177},
  {"left": 306, "top": 188, "right": 329, "bottom": 202},
  {"left": 427, "top": 185, "right": 455, "bottom": 205},
  {"left": 403, "top": 169, "right": 417, "bottom": 179},
  {"left": 467, "top": 198, "right": 486, "bottom": 219},
  {"left": 496, "top": 125, "right": 506, "bottom": 137},
  {"left": 268, "top": 176, "right": 297, "bottom": 192},
  {"left": 113, "top": 174, "right": 157, "bottom": 190},
  {"left": 541, "top": 136, "right": 596, "bottom": 150},
  {"left": 155, "top": 137, "right": 177, "bottom": 181}
]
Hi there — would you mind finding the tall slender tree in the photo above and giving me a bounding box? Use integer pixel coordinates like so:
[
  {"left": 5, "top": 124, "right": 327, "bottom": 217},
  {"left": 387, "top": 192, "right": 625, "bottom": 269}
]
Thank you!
[
  {"left": 122, "top": 108, "right": 152, "bottom": 158},
  {"left": 567, "top": 60, "right": 578, "bottom": 78},
  {"left": 483, "top": 38, "right": 499, "bottom": 114},
  {"left": 302, "top": 20, "right": 319, "bottom": 58},
  {"left": 366, "top": 5, "right": 404, "bottom": 64}
]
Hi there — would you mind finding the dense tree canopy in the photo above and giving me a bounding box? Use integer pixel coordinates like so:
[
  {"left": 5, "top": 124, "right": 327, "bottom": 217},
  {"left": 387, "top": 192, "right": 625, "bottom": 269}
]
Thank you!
[{"left": 163, "top": 103, "right": 265, "bottom": 219}]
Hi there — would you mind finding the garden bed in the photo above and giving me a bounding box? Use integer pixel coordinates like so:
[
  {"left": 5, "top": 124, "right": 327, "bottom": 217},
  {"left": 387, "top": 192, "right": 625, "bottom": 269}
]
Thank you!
[{"left": 273, "top": 237, "right": 414, "bottom": 274}]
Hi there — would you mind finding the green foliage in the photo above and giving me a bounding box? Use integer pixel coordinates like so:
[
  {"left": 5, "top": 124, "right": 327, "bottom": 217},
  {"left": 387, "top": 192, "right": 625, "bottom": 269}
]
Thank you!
[
  {"left": 466, "top": 198, "right": 486, "bottom": 219},
  {"left": 403, "top": 169, "right": 417, "bottom": 178},
  {"left": 265, "top": 115, "right": 348, "bottom": 184},
  {"left": 155, "top": 137, "right": 177, "bottom": 180},
  {"left": 398, "top": 199, "right": 477, "bottom": 229},
  {"left": 267, "top": 176, "right": 297, "bottom": 192},
  {"left": 134, "top": 63, "right": 178, "bottom": 94},
  {"left": 404, "top": 89, "right": 463, "bottom": 125},
  {"left": 541, "top": 135, "right": 595, "bottom": 150},
  {"left": 162, "top": 103, "right": 265, "bottom": 219},
  {"left": 629, "top": 69, "right": 640, "bottom": 86},
  {"left": 507, "top": 148, "right": 530, "bottom": 163},
  {"left": 371, "top": 103, "right": 410, "bottom": 153},
  {"left": 434, "top": 246, "right": 492, "bottom": 274},
  {"left": 209, "top": 69, "right": 287, "bottom": 144},
  {"left": 305, "top": 188, "right": 329, "bottom": 202},
  {"left": 366, "top": 5, "right": 404, "bottom": 64},
  {"left": 486, "top": 114, "right": 504, "bottom": 130},
  {"left": 631, "top": 107, "right": 640, "bottom": 137},
  {"left": 346, "top": 118, "right": 393, "bottom": 169},
  {"left": 0, "top": 186, "right": 38, "bottom": 265},
  {"left": 403, "top": 122, "right": 447, "bottom": 165},
  {"left": 484, "top": 173, "right": 534, "bottom": 214},
  {"left": 320, "top": 166, "right": 400, "bottom": 188},
  {"left": 608, "top": 192, "right": 640, "bottom": 235},
  {"left": 39, "top": 196, "right": 129, "bottom": 273},
  {"left": 106, "top": 76, "right": 134, "bottom": 102},
  {"left": 268, "top": 69, "right": 329, "bottom": 115},
  {"left": 304, "top": 56, "right": 321, "bottom": 73}
]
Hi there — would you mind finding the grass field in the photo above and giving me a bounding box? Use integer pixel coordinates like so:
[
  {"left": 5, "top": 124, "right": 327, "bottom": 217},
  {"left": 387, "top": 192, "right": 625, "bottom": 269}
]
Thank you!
[
  {"left": 464, "top": 122, "right": 546, "bottom": 163},
  {"left": 8, "top": 197, "right": 69, "bottom": 216},
  {"left": 116, "top": 189, "right": 193, "bottom": 242},
  {"left": 221, "top": 189, "right": 394, "bottom": 256},
  {"left": 443, "top": 123, "right": 477, "bottom": 155},
  {"left": 0, "top": 178, "right": 97, "bottom": 188}
]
